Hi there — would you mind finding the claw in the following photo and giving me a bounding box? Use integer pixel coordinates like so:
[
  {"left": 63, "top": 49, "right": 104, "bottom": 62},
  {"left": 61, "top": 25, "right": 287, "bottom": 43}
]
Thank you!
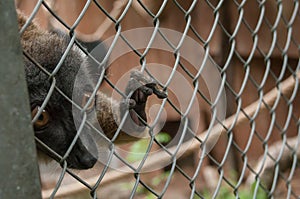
[
  {"left": 140, "top": 86, "right": 153, "bottom": 96},
  {"left": 129, "top": 70, "right": 167, "bottom": 99},
  {"left": 145, "top": 83, "right": 167, "bottom": 99}
]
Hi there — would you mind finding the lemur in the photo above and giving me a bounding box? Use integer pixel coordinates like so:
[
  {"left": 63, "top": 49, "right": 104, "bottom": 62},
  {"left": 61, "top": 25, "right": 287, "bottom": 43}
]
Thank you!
[{"left": 18, "top": 12, "right": 166, "bottom": 170}]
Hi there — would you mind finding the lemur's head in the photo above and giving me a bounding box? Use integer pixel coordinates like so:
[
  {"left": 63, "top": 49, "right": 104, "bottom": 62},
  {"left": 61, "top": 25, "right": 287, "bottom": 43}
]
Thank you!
[
  {"left": 20, "top": 14, "right": 100, "bottom": 169},
  {"left": 19, "top": 12, "right": 166, "bottom": 170}
]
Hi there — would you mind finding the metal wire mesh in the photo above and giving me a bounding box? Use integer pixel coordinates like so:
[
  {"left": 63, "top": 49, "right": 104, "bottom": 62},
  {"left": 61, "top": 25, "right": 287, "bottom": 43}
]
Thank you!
[{"left": 15, "top": 0, "right": 300, "bottom": 198}]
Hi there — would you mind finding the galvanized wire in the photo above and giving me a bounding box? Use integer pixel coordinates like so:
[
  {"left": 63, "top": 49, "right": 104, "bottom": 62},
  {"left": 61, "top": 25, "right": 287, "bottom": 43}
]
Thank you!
[{"left": 17, "top": 0, "right": 300, "bottom": 198}]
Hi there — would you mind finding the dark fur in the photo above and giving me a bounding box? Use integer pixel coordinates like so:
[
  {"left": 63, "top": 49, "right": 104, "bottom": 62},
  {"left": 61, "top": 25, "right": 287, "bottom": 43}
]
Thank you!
[
  {"left": 18, "top": 13, "right": 165, "bottom": 169},
  {"left": 19, "top": 14, "right": 98, "bottom": 169}
]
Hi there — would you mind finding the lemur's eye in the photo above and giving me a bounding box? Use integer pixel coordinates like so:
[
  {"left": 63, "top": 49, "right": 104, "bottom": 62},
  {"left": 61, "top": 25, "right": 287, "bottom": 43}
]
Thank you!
[
  {"left": 31, "top": 106, "right": 50, "bottom": 129},
  {"left": 82, "top": 92, "right": 95, "bottom": 112}
]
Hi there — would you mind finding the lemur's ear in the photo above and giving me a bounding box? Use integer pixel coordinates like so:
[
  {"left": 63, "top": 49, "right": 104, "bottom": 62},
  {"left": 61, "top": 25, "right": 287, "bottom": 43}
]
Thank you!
[{"left": 82, "top": 39, "right": 108, "bottom": 84}]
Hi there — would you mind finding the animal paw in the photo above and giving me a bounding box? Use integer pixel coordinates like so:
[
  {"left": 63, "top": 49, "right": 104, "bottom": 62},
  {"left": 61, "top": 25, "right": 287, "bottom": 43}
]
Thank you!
[{"left": 120, "top": 70, "right": 167, "bottom": 129}]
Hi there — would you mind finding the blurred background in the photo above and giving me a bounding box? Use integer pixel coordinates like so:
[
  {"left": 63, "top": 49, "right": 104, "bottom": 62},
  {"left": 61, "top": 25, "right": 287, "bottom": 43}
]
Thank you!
[{"left": 14, "top": 0, "right": 300, "bottom": 198}]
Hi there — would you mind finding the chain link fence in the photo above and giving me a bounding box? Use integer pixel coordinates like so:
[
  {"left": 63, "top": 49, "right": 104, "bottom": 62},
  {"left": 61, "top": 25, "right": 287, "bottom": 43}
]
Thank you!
[{"left": 13, "top": 0, "right": 300, "bottom": 198}]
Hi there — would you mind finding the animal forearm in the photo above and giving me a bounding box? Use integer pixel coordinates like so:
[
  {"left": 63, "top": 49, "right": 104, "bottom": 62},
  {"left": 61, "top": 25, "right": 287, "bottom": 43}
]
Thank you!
[{"left": 95, "top": 92, "right": 145, "bottom": 144}]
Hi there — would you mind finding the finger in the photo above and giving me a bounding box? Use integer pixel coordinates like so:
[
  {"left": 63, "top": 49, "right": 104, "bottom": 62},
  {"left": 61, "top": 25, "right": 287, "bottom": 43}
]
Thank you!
[
  {"left": 130, "top": 89, "right": 148, "bottom": 104},
  {"left": 139, "top": 85, "right": 153, "bottom": 96},
  {"left": 121, "top": 98, "right": 136, "bottom": 109},
  {"left": 153, "top": 89, "right": 168, "bottom": 99},
  {"left": 145, "top": 83, "right": 167, "bottom": 99},
  {"left": 128, "top": 99, "right": 136, "bottom": 108}
]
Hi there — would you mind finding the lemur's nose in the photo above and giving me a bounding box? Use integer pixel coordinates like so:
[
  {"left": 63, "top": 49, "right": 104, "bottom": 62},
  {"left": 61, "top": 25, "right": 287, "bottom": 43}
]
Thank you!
[{"left": 76, "top": 153, "right": 97, "bottom": 169}]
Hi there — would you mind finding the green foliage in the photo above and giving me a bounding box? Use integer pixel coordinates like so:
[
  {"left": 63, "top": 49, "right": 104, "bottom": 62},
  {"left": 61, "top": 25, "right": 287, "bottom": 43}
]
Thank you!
[
  {"left": 151, "top": 171, "right": 170, "bottom": 186},
  {"left": 250, "top": 181, "right": 268, "bottom": 199},
  {"left": 145, "top": 194, "right": 156, "bottom": 199},
  {"left": 121, "top": 133, "right": 172, "bottom": 198},
  {"left": 126, "top": 132, "right": 171, "bottom": 163},
  {"left": 126, "top": 138, "right": 149, "bottom": 163},
  {"left": 155, "top": 133, "right": 172, "bottom": 143},
  {"left": 199, "top": 181, "right": 268, "bottom": 199},
  {"left": 125, "top": 133, "right": 268, "bottom": 199},
  {"left": 120, "top": 171, "right": 170, "bottom": 199}
]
